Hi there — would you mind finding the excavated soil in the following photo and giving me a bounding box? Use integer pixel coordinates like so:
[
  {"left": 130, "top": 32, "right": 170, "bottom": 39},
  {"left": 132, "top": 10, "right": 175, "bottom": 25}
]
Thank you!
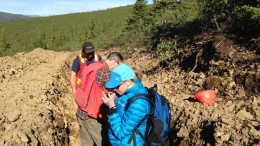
[{"left": 0, "top": 35, "right": 259, "bottom": 146}]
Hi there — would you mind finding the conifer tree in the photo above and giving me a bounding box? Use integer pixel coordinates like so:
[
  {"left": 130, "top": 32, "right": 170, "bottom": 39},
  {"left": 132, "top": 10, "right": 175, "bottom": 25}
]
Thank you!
[
  {"left": 84, "top": 25, "right": 90, "bottom": 41},
  {"left": 125, "top": 0, "right": 148, "bottom": 31},
  {"left": 89, "top": 17, "right": 96, "bottom": 39},
  {"left": 33, "top": 31, "right": 48, "bottom": 49},
  {"left": 0, "top": 28, "right": 11, "bottom": 52}
]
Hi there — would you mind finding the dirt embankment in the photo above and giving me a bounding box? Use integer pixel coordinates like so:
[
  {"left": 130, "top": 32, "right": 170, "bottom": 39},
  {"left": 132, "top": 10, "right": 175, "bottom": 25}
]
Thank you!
[
  {"left": 0, "top": 48, "right": 78, "bottom": 145},
  {"left": 0, "top": 35, "right": 259, "bottom": 146}
]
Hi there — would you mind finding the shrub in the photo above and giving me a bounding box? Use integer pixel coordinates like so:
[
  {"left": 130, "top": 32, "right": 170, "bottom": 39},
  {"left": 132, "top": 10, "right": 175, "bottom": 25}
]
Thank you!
[{"left": 198, "top": 0, "right": 260, "bottom": 38}]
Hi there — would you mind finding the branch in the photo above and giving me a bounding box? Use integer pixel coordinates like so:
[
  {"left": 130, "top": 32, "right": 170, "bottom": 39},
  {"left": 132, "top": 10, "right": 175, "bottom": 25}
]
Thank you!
[
  {"left": 189, "top": 49, "right": 203, "bottom": 73},
  {"left": 215, "top": 40, "right": 224, "bottom": 48}
]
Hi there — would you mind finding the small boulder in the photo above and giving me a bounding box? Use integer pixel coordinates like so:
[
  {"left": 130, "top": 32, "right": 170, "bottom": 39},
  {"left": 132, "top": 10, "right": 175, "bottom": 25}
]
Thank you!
[
  {"left": 221, "top": 133, "right": 231, "bottom": 141},
  {"left": 18, "top": 131, "right": 29, "bottom": 143},
  {"left": 4, "top": 110, "right": 21, "bottom": 122},
  {"left": 177, "top": 127, "right": 189, "bottom": 138},
  {"left": 236, "top": 109, "right": 254, "bottom": 120}
]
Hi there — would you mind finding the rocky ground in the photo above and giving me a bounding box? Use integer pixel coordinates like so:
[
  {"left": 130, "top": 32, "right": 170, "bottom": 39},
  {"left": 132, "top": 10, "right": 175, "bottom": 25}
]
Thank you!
[{"left": 0, "top": 35, "right": 259, "bottom": 146}]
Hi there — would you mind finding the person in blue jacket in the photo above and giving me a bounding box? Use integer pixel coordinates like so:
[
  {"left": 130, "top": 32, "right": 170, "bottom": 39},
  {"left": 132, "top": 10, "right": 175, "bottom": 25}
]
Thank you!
[{"left": 102, "top": 64, "right": 151, "bottom": 146}]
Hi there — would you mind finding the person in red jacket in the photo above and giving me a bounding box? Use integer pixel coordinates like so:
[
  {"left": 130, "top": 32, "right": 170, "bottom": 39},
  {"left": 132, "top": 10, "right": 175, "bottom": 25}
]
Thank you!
[
  {"left": 74, "top": 51, "right": 124, "bottom": 146},
  {"left": 70, "top": 42, "right": 101, "bottom": 95}
]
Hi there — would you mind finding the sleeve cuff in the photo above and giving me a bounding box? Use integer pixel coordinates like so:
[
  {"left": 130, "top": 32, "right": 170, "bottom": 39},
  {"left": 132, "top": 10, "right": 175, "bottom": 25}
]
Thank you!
[{"left": 108, "top": 106, "right": 117, "bottom": 115}]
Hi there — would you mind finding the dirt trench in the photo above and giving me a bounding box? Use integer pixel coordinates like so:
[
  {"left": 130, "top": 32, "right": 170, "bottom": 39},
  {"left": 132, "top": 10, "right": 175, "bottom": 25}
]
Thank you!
[
  {"left": 0, "top": 48, "right": 79, "bottom": 146},
  {"left": 0, "top": 48, "right": 116, "bottom": 146}
]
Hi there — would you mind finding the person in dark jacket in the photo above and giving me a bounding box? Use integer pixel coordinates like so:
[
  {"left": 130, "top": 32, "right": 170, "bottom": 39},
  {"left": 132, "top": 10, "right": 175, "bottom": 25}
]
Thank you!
[
  {"left": 102, "top": 64, "right": 151, "bottom": 146},
  {"left": 70, "top": 42, "right": 101, "bottom": 95}
]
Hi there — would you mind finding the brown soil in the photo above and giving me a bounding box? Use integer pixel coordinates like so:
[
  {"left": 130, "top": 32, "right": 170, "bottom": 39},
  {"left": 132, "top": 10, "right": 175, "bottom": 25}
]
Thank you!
[{"left": 0, "top": 34, "right": 259, "bottom": 146}]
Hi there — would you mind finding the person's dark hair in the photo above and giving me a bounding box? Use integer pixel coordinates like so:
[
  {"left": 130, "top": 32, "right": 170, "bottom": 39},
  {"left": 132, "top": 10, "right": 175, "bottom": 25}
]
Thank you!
[
  {"left": 107, "top": 52, "right": 124, "bottom": 63},
  {"left": 82, "top": 42, "right": 94, "bottom": 53}
]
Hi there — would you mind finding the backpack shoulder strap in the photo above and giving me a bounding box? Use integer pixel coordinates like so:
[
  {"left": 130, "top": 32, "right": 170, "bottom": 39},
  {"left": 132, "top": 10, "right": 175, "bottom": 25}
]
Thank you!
[
  {"left": 126, "top": 94, "right": 152, "bottom": 126},
  {"left": 126, "top": 93, "right": 152, "bottom": 146},
  {"left": 125, "top": 93, "right": 151, "bottom": 110}
]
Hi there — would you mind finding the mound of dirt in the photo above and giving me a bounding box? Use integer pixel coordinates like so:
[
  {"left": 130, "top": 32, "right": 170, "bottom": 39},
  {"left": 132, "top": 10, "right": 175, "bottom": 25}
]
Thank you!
[
  {"left": 0, "top": 48, "right": 77, "bottom": 145},
  {"left": 0, "top": 34, "right": 259, "bottom": 146}
]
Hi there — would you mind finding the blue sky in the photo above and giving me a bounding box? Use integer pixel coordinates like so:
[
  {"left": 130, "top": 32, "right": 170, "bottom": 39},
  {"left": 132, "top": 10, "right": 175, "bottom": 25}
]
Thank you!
[{"left": 0, "top": 0, "right": 153, "bottom": 16}]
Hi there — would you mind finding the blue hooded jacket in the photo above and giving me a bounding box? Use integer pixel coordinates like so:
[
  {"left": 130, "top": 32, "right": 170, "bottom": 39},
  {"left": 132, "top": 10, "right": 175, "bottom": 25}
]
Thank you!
[{"left": 108, "top": 78, "right": 151, "bottom": 146}]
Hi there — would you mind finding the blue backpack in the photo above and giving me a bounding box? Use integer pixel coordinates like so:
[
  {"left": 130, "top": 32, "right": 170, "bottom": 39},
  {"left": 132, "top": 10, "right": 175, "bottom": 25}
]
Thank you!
[{"left": 126, "top": 84, "right": 171, "bottom": 146}]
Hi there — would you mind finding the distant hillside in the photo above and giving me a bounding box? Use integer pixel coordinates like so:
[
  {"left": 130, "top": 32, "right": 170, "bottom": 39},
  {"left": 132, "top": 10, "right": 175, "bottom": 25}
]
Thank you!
[
  {"left": 0, "top": 6, "right": 133, "bottom": 56},
  {"left": 0, "top": 1, "right": 201, "bottom": 57},
  {"left": 0, "top": 11, "right": 38, "bottom": 22}
]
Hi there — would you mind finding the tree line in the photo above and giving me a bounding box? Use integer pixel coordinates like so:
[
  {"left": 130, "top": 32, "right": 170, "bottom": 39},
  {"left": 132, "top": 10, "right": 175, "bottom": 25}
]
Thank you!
[{"left": 0, "top": 0, "right": 259, "bottom": 57}]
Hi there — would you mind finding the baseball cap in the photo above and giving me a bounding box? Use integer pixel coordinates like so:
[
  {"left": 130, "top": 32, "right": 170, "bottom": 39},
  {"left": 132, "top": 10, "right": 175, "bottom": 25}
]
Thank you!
[
  {"left": 105, "top": 64, "right": 135, "bottom": 89},
  {"left": 82, "top": 42, "right": 94, "bottom": 53}
]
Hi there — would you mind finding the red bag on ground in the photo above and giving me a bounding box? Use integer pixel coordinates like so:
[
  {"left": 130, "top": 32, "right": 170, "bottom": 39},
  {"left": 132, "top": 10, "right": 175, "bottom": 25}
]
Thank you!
[{"left": 194, "top": 90, "right": 216, "bottom": 105}]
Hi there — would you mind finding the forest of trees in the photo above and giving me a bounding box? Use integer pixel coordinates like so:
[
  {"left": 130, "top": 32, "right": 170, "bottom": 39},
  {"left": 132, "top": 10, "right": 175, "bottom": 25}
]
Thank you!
[
  {"left": 122, "top": 0, "right": 259, "bottom": 58},
  {"left": 0, "top": 0, "right": 259, "bottom": 57},
  {"left": 0, "top": 6, "right": 132, "bottom": 56}
]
